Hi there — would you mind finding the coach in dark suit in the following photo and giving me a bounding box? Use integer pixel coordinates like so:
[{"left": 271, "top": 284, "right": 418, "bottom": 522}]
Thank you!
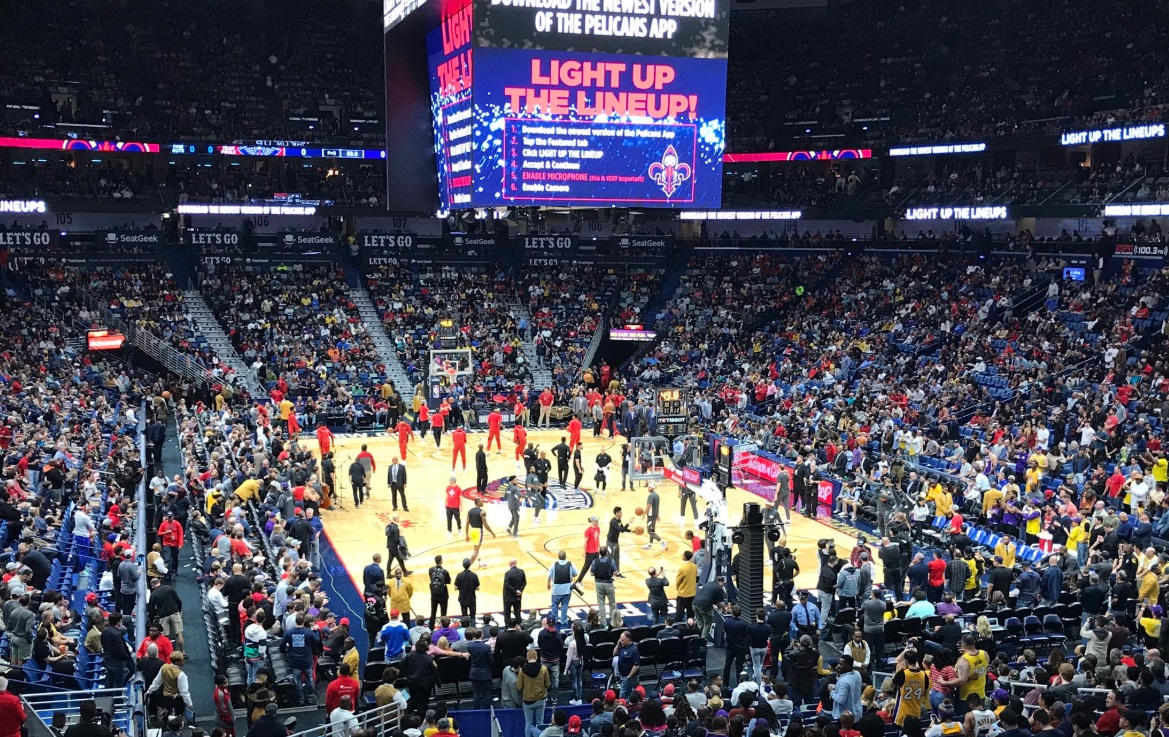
[{"left": 387, "top": 457, "right": 408, "bottom": 512}]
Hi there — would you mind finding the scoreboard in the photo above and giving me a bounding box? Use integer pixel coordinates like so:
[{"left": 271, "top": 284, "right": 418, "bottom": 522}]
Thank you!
[
  {"left": 394, "top": 0, "right": 729, "bottom": 211},
  {"left": 655, "top": 387, "right": 689, "bottom": 436}
]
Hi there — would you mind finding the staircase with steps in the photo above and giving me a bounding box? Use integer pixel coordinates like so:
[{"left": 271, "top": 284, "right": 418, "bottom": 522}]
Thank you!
[
  {"left": 508, "top": 299, "right": 555, "bottom": 389},
  {"left": 182, "top": 290, "right": 265, "bottom": 397},
  {"left": 349, "top": 284, "right": 415, "bottom": 392}
]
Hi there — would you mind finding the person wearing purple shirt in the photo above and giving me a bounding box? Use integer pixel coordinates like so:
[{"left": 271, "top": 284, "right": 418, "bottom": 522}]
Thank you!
[
  {"left": 935, "top": 594, "right": 964, "bottom": 617},
  {"left": 431, "top": 617, "right": 461, "bottom": 644}
]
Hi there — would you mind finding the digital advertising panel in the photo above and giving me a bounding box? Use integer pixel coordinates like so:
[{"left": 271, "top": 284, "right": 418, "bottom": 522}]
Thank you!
[
  {"left": 426, "top": 0, "right": 475, "bottom": 209},
  {"left": 472, "top": 48, "right": 726, "bottom": 207},
  {"left": 474, "top": 0, "right": 730, "bottom": 57}
]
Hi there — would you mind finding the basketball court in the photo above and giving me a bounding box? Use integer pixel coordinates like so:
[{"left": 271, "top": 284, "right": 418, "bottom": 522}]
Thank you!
[{"left": 317, "top": 427, "right": 876, "bottom": 623}]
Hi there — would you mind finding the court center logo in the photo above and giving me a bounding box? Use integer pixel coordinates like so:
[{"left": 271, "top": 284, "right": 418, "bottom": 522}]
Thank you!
[{"left": 462, "top": 478, "right": 594, "bottom": 511}]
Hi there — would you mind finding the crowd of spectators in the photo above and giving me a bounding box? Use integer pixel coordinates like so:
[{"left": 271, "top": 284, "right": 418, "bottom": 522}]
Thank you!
[
  {"left": 198, "top": 259, "right": 384, "bottom": 402},
  {"left": 0, "top": 291, "right": 163, "bottom": 707},
  {"left": 366, "top": 262, "right": 531, "bottom": 390},
  {"left": 17, "top": 260, "right": 221, "bottom": 372},
  {"left": 726, "top": 0, "right": 1169, "bottom": 150}
]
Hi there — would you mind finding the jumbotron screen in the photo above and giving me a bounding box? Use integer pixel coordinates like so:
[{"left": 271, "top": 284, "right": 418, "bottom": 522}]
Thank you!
[{"left": 419, "top": 0, "right": 728, "bottom": 210}]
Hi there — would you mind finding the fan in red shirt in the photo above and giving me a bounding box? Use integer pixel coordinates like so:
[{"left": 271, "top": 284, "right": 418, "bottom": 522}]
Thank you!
[
  {"left": 0, "top": 423, "right": 11, "bottom": 451},
  {"left": 567, "top": 415, "right": 582, "bottom": 451},
  {"left": 513, "top": 423, "right": 528, "bottom": 461},
  {"left": 487, "top": 409, "right": 503, "bottom": 452},
  {"left": 538, "top": 388, "right": 555, "bottom": 427},
  {"left": 316, "top": 424, "right": 335, "bottom": 455},
  {"left": 444, "top": 477, "right": 463, "bottom": 534},
  {"left": 394, "top": 419, "right": 415, "bottom": 459},
  {"left": 451, "top": 427, "right": 468, "bottom": 471},
  {"left": 325, "top": 664, "right": 361, "bottom": 715},
  {"left": 287, "top": 410, "right": 301, "bottom": 437},
  {"left": 926, "top": 552, "right": 947, "bottom": 599}
]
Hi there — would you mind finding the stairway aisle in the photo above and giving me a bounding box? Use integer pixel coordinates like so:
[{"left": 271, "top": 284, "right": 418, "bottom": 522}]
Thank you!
[
  {"left": 509, "top": 299, "right": 555, "bottom": 388},
  {"left": 350, "top": 283, "right": 415, "bottom": 391},
  {"left": 182, "top": 290, "right": 265, "bottom": 396}
]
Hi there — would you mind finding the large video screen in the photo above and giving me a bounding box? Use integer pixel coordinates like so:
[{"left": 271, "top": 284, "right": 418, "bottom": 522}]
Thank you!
[
  {"left": 472, "top": 48, "right": 726, "bottom": 207},
  {"left": 426, "top": 0, "right": 474, "bottom": 209},
  {"left": 475, "top": 0, "right": 729, "bottom": 57}
]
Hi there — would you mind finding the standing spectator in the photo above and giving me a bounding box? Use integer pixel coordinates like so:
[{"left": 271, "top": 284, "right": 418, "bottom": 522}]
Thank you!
[
  {"left": 428, "top": 555, "right": 451, "bottom": 630},
  {"left": 747, "top": 609, "right": 770, "bottom": 686},
  {"left": 101, "top": 612, "right": 133, "bottom": 689},
  {"left": 324, "top": 663, "right": 360, "bottom": 716},
  {"left": 590, "top": 548, "right": 618, "bottom": 626},
  {"left": 722, "top": 605, "right": 749, "bottom": 689},
  {"left": 0, "top": 676, "right": 26, "bottom": 737},
  {"left": 148, "top": 577, "right": 185, "bottom": 653},
  {"left": 537, "top": 617, "right": 565, "bottom": 706},
  {"left": 613, "top": 630, "right": 641, "bottom": 699},
  {"left": 158, "top": 512, "right": 185, "bottom": 574},
  {"left": 694, "top": 576, "right": 727, "bottom": 639},
  {"left": 467, "top": 628, "right": 494, "bottom": 709},
  {"left": 327, "top": 695, "right": 358, "bottom": 737},
  {"left": 547, "top": 551, "right": 576, "bottom": 627},
  {"left": 503, "top": 559, "right": 527, "bottom": 623},
  {"left": 384, "top": 516, "right": 411, "bottom": 576},
  {"left": 280, "top": 613, "right": 322, "bottom": 705},
  {"left": 145, "top": 652, "right": 194, "bottom": 717},
  {"left": 645, "top": 567, "right": 670, "bottom": 625},
  {"left": 860, "top": 587, "right": 888, "bottom": 661},
  {"left": 675, "top": 551, "right": 698, "bottom": 621},
  {"left": 518, "top": 650, "right": 550, "bottom": 737},
  {"left": 831, "top": 655, "right": 862, "bottom": 719},
  {"left": 455, "top": 558, "right": 479, "bottom": 620},
  {"left": 118, "top": 549, "right": 140, "bottom": 616}
]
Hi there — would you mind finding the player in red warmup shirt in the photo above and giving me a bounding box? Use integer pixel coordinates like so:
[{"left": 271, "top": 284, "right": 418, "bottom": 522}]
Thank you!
[
  {"left": 316, "top": 423, "right": 334, "bottom": 456},
  {"left": 487, "top": 409, "right": 503, "bottom": 453},
  {"left": 567, "top": 415, "right": 582, "bottom": 452},
  {"left": 451, "top": 427, "right": 468, "bottom": 471},
  {"left": 394, "top": 419, "right": 415, "bottom": 460},
  {"left": 430, "top": 410, "right": 445, "bottom": 448},
  {"left": 513, "top": 423, "right": 528, "bottom": 462}
]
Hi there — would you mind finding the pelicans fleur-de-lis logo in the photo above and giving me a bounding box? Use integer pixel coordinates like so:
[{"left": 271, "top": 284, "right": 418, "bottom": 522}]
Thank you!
[{"left": 648, "top": 145, "right": 692, "bottom": 198}]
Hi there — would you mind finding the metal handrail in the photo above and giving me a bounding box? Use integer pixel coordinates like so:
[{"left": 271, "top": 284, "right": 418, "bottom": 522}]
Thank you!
[{"left": 285, "top": 701, "right": 404, "bottom": 737}]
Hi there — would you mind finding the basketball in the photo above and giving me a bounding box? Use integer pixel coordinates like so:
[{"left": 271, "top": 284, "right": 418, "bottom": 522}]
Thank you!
[
  {"left": 162, "top": 391, "right": 171, "bottom": 400},
  {"left": 635, "top": 506, "right": 645, "bottom": 516},
  {"left": 634, "top": 526, "right": 645, "bottom": 535}
]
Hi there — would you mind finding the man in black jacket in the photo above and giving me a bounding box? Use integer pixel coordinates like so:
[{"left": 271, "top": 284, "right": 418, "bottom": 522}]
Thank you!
[
  {"left": 493, "top": 618, "right": 533, "bottom": 671},
  {"left": 786, "top": 634, "right": 820, "bottom": 707},
  {"left": 363, "top": 554, "right": 386, "bottom": 597},
  {"left": 101, "top": 611, "right": 134, "bottom": 689},
  {"left": 384, "top": 515, "right": 412, "bottom": 576},
  {"left": 767, "top": 601, "right": 792, "bottom": 679},
  {"left": 474, "top": 445, "right": 489, "bottom": 496},
  {"left": 503, "top": 559, "right": 527, "bottom": 623},
  {"left": 18, "top": 543, "right": 52, "bottom": 591},
  {"left": 721, "top": 605, "right": 749, "bottom": 689},
  {"left": 248, "top": 702, "right": 287, "bottom": 737},
  {"left": 147, "top": 578, "right": 185, "bottom": 652}
]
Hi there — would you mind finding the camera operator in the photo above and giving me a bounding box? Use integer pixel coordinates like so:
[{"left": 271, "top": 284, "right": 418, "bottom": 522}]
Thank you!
[{"left": 62, "top": 699, "right": 119, "bottom": 737}]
